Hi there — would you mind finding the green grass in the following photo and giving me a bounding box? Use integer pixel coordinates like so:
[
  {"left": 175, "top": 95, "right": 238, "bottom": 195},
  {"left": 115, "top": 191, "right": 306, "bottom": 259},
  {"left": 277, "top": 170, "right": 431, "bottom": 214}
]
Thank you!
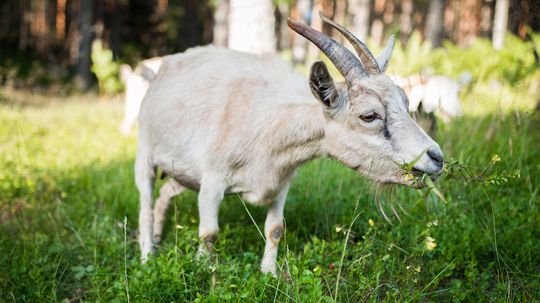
[{"left": 0, "top": 81, "right": 539, "bottom": 302}]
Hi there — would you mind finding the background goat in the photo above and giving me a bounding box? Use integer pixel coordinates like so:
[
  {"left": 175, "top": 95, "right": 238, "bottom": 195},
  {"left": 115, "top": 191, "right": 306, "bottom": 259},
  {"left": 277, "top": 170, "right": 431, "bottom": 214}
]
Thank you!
[
  {"left": 119, "top": 57, "right": 162, "bottom": 135},
  {"left": 392, "top": 72, "right": 472, "bottom": 122}
]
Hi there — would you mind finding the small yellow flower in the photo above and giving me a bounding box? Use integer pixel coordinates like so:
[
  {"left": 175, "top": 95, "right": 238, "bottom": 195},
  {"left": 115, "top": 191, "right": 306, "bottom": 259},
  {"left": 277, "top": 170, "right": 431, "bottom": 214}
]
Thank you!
[
  {"left": 425, "top": 236, "right": 437, "bottom": 251},
  {"left": 491, "top": 154, "right": 501, "bottom": 163},
  {"left": 175, "top": 224, "right": 184, "bottom": 229},
  {"left": 404, "top": 173, "right": 415, "bottom": 182},
  {"left": 335, "top": 226, "right": 343, "bottom": 233},
  {"left": 368, "top": 219, "right": 375, "bottom": 227},
  {"left": 427, "top": 220, "right": 438, "bottom": 227}
]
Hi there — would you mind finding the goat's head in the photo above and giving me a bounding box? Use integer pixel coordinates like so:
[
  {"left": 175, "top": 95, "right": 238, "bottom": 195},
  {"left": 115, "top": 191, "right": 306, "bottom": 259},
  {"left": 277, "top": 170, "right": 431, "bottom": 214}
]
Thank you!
[{"left": 288, "top": 13, "right": 444, "bottom": 187}]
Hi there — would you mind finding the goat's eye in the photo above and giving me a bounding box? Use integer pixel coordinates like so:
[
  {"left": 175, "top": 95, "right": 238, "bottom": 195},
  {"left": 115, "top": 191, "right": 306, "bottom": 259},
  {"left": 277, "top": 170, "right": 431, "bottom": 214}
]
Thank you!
[{"left": 359, "top": 112, "right": 379, "bottom": 122}]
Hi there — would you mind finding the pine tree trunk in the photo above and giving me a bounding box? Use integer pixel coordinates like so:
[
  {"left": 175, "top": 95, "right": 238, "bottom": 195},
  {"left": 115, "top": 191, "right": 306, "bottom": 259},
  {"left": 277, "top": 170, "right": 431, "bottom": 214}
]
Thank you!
[
  {"left": 425, "top": 0, "right": 446, "bottom": 48},
  {"left": 213, "top": 0, "right": 229, "bottom": 47},
  {"left": 399, "top": 0, "right": 413, "bottom": 42},
  {"left": 370, "top": 0, "right": 386, "bottom": 45},
  {"left": 349, "top": 0, "right": 371, "bottom": 41},
  {"left": 75, "top": 0, "right": 93, "bottom": 90},
  {"left": 228, "top": 0, "right": 276, "bottom": 54},
  {"left": 291, "top": 0, "right": 310, "bottom": 65},
  {"left": 275, "top": 1, "right": 290, "bottom": 51},
  {"left": 492, "top": 0, "right": 509, "bottom": 49}
]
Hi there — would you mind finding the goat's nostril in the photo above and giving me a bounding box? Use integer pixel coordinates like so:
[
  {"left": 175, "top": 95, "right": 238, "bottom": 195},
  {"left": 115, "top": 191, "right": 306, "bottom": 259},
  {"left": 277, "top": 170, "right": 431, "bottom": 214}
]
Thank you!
[{"left": 427, "top": 149, "right": 444, "bottom": 166}]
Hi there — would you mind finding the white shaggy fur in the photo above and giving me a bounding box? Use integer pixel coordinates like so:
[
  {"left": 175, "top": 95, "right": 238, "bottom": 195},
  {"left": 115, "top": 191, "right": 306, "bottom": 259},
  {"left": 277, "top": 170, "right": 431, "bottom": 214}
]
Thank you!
[{"left": 135, "top": 45, "right": 444, "bottom": 276}]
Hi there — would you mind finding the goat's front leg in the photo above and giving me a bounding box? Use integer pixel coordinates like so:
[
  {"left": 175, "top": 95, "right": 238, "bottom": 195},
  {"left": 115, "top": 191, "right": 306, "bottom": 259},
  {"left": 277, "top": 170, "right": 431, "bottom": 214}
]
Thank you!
[
  {"left": 196, "top": 175, "right": 226, "bottom": 256},
  {"left": 261, "top": 183, "right": 289, "bottom": 276}
]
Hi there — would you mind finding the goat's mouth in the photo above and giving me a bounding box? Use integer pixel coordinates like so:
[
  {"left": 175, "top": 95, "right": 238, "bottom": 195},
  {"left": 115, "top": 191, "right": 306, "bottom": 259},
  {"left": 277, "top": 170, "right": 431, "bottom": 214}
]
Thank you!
[{"left": 407, "top": 167, "right": 440, "bottom": 188}]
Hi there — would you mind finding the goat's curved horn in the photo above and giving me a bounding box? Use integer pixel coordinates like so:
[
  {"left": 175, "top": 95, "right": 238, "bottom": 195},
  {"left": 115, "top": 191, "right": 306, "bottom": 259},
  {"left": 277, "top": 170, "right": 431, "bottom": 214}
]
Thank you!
[
  {"left": 287, "top": 18, "right": 367, "bottom": 81},
  {"left": 319, "top": 11, "right": 381, "bottom": 75}
]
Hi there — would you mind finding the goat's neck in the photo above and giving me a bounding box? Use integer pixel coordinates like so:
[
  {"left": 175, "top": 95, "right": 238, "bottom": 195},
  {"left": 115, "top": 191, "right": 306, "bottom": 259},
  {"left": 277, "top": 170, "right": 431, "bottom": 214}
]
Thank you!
[{"left": 271, "top": 101, "right": 327, "bottom": 170}]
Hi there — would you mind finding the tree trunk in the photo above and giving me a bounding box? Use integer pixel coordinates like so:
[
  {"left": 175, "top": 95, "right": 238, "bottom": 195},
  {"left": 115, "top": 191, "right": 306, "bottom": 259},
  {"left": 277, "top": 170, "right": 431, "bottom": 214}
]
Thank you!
[
  {"left": 19, "top": 0, "right": 31, "bottom": 50},
  {"left": 108, "top": 0, "right": 122, "bottom": 59},
  {"left": 275, "top": 1, "right": 290, "bottom": 51},
  {"left": 213, "top": 0, "right": 229, "bottom": 47},
  {"left": 32, "top": 0, "right": 48, "bottom": 57},
  {"left": 349, "top": 0, "right": 371, "bottom": 41},
  {"left": 178, "top": 0, "right": 199, "bottom": 51},
  {"left": 74, "top": 0, "right": 93, "bottom": 90},
  {"left": 291, "top": 0, "right": 311, "bottom": 65},
  {"left": 56, "top": 0, "right": 67, "bottom": 41},
  {"left": 228, "top": 0, "right": 276, "bottom": 54},
  {"left": 308, "top": 0, "right": 323, "bottom": 59},
  {"left": 399, "top": 0, "right": 413, "bottom": 43},
  {"left": 455, "top": 0, "right": 481, "bottom": 46},
  {"left": 154, "top": 0, "right": 168, "bottom": 54},
  {"left": 425, "top": 0, "right": 446, "bottom": 47},
  {"left": 492, "top": 0, "right": 509, "bottom": 49},
  {"left": 370, "top": 0, "right": 386, "bottom": 45},
  {"left": 479, "top": 0, "right": 493, "bottom": 38}
]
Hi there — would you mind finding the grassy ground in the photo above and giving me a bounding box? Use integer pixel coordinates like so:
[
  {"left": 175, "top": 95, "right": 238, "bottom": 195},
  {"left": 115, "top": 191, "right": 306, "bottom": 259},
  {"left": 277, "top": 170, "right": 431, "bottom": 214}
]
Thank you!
[{"left": 0, "top": 82, "right": 539, "bottom": 302}]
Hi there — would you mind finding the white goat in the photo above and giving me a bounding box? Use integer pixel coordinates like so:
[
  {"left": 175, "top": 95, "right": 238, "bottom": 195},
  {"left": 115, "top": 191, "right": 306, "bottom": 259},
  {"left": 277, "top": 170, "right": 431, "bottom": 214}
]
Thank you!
[
  {"left": 119, "top": 57, "right": 162, "bottom": 135},
  {"left": 392, "top": 73, "right": 471, "bottom": 121},
  {"left": 135, "top": 13, "right": 444, "bottom": 276}
]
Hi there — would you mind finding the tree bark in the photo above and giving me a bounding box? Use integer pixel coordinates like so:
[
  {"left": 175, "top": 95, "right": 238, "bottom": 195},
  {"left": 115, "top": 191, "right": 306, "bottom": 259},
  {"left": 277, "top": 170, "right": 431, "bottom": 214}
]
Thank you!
[
  {"left": 213, "top": 0, "right": 229, "bottom": 47},
  {"left": 228, "top": 0, "right": 276, "bottom": 54},
  {"left": 291, "top": 0, "right": 311, "bottom": 65},
  {"left": 370, "top": 0, "right": 385, "bottom": 45},
  {"left": 74, "top": 0, "right": 93, "bottom": 90},
  {"left": 275, "top": 1, "right": 290, "bottom": 51},
  {"left": 349, "top": 0, "right": 371, "bottom": 41},
  {"left": 425, "top": 0, "right": 446, "bottom": 48},
  {"left": 56, "top": 0, "right": 67, "bottom": 41},
  {"left": 493, "top": 0, "right": 509, "bottom": 49},
  {"left": 399, "top": 0, "right": 413, "bottom": 42}
]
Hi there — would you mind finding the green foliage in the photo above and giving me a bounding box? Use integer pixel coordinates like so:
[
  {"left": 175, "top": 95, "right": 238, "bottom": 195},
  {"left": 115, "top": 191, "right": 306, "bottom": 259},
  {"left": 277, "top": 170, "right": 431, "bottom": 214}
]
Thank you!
[
  {"left": 387, "top": 31, "right": 540, "bottom": 86},
  {"left": 91, "top": 40, "right": 124, "bottom": 96}
]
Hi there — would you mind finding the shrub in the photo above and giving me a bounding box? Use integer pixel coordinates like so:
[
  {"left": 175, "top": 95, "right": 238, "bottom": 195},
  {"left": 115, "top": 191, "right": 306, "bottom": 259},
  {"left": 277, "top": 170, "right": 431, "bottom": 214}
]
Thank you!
[{"left": 91, "top": 40, "right": 124, "bottom": 96}]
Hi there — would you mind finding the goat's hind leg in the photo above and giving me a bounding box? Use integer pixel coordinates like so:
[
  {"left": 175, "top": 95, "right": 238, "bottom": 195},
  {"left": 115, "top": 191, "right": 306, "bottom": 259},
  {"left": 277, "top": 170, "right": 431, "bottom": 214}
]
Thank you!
[
  {"left": 153, "top": 179, "right": 185, "bottom": 243},
  {"left": 135, "top": 148, "right": 156, "bottom": 263}
]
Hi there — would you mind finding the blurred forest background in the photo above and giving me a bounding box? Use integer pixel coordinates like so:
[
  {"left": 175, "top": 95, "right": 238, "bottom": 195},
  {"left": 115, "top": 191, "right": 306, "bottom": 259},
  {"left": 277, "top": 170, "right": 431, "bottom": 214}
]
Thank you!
[{"left": 1, "top": 0, "right": 539, "bottom": 95}]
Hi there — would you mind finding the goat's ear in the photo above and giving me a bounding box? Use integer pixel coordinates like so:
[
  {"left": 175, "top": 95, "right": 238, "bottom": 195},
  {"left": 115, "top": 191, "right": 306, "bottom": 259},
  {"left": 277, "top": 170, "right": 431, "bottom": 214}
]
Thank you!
[
  {"left": 309, "top": 61, "right": 339, "bottom": 108},
  {"left": 376, "top": 35, "right": 395, "bottom": 72}
]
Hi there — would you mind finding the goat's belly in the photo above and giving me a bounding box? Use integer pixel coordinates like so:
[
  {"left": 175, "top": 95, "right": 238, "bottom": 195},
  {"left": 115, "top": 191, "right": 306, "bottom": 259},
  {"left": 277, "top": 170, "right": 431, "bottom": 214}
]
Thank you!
[
  {"left": 240, "top": 191, "right": 275, "bottom": 206},
  {"left": 153, "top": 156, "right": 202, "bottom": 191}
]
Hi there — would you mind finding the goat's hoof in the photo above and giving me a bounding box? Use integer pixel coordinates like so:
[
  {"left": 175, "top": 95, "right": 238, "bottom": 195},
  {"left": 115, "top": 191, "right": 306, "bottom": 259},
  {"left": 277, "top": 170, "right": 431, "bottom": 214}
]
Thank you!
[
  {"left": 140, "top": 246, "right": 156, "bottom": 264},
  {"left": 195, "top": 244, "right": 211, "bottom": 260},
  {"left": 260, "top": 265, "right": 278, "bottom": 278}
]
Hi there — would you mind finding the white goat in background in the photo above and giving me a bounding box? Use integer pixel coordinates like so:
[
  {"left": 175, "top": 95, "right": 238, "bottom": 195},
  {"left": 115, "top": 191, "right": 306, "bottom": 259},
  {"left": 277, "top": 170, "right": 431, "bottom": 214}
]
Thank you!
[
  {"left": 119, "top": 57, "right": 162, "bottom": 135},
  {"left": 392, "top": 72, "right": 471, "bottom": 122},
  {"left": 135, "top": 13, "right": 444, "bottom": 276}
]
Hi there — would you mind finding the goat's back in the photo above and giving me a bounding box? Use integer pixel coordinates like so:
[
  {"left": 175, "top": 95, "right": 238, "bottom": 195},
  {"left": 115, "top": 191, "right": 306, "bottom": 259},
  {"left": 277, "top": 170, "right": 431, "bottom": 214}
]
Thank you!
[{"left": 138, "top": 46, "right": 314, "bottom": 185}]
